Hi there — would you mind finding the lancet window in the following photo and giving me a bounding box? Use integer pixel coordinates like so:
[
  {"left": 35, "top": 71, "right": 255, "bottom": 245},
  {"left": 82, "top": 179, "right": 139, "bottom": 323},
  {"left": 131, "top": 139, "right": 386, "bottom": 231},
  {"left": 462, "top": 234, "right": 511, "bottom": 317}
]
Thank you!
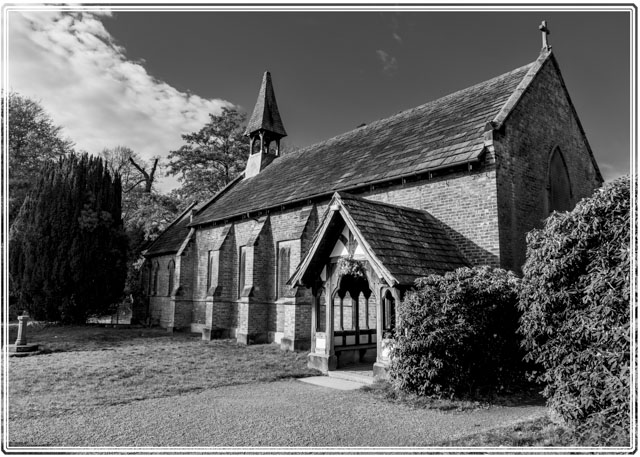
[
  {"left": 277, "top": 245, "right": 291, "bottom": 299},
  {"left": 382, "top": 290, "right": 396, "bottom": 333},
  {"left": 547, "top": 148, "right": 572, "bottom": 214},
  {"left": 238, "top": 247, "right": 247, "bottom": 297}
]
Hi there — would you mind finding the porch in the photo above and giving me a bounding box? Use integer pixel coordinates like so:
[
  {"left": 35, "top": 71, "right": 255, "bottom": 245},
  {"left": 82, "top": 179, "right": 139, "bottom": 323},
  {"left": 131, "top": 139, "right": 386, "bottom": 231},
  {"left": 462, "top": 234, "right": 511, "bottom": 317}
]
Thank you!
[{"left": 288, "top": 192, "right": 469, "bottom": 378}]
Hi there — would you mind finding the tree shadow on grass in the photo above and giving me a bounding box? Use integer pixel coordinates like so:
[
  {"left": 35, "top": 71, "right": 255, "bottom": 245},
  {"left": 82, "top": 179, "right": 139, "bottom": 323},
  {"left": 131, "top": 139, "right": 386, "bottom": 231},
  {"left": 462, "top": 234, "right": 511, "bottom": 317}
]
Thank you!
[
  {"left": 360, "top": 380, "right": 545, "bottom": 412},
  {"left": 4, "top": 324, "right": 198, "bottom": 353}
]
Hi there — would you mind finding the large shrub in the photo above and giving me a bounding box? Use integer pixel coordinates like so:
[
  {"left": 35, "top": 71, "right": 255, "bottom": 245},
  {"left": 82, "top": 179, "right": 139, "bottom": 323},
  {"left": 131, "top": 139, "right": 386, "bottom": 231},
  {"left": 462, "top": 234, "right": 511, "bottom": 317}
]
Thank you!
[
  {"left": 9, "top": 153, "right": 128, "bottom": 324},
  {"left": 389, "top": 266, "right": 523, "bottom": 398},
  {"left": 518, "top": 176, "right": 630, "bottom": 445}
]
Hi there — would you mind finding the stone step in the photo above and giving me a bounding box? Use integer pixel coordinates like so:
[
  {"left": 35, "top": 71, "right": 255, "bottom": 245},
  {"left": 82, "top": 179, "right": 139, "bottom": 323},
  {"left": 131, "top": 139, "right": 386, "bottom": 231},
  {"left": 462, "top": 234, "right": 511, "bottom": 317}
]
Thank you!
[{"left": 327, "top": 369, "right": 375, "bottom": 385}]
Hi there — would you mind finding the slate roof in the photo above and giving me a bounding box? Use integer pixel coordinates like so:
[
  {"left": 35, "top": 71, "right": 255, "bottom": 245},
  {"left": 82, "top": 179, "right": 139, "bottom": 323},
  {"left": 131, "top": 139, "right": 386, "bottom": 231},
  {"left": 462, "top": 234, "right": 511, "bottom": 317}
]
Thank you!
[
  {"left": 192, "top": 59, "right": 537, "bottom": 226},
  {"left": 339, "top": 194, "right": 469, "bottom": 283},
  {"left": 291, "top": 193, "right": 469, "bottom": 287},
  {"left": 144, "top": 202, "right": 198, "bottom": 256},
  {"left": 244, "top": 71, "right": 287, "bottom": 137}
]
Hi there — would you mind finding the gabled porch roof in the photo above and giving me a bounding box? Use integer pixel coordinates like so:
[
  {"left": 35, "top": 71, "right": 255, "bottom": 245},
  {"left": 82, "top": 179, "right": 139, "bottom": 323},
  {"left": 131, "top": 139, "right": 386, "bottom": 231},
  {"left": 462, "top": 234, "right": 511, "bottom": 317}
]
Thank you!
[{"left": 289, "top": 192, "right": 469, "bottom": 287}]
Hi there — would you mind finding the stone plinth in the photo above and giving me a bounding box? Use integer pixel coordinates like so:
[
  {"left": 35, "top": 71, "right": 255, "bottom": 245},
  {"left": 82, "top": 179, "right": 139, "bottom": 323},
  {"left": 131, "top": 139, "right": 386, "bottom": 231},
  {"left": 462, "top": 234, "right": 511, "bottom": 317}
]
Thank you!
[
  {"left": 9, "top": 343, "right": 40, "bottom": 357},
  {"left": 307, "top": 352, "right": 337, "bottom": 373}
]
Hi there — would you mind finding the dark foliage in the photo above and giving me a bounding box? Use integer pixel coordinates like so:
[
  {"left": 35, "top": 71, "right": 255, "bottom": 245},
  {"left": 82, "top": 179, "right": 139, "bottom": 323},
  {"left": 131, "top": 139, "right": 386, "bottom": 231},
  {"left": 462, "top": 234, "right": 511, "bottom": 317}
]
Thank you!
[
  {"left": 9, "top": 153, "right": 128, "bottom": 323},
  {"left": 389, "top": 266, "right": 524, "bottom": 398},
  {"left": 518, "top": 176, "right": 630, "bottom": 446}
]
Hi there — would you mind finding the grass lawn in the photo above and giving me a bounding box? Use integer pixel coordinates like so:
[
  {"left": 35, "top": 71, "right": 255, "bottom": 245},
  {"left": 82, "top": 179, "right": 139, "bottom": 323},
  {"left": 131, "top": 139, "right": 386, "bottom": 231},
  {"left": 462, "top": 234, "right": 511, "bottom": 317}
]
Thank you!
[
  {"left": 437, "top": 416, "right": 574, "bottom": 447},
  {"left": 8, "top": 325, "right": 578, "bottom": 448},
  {"left": 361, "top": 377, "right": 545, "bottom": 412},
  {"left": 8, "top": 325, "right": 318, "bottom": 422}
]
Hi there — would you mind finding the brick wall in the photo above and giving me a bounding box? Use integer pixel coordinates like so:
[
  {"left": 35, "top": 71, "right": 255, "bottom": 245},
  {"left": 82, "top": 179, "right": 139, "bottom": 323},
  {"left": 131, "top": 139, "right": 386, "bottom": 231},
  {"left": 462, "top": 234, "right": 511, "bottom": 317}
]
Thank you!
[
  {"left": 233, "top": 218, "right": 263, "bottom": 299},
  {"left": 148, "top": 161, "right": 505, "bottom": 337},
  {"left": 192, "top": 299, "right": 206, "bottom": 324},
  {"left": 253, "top": 218, "right": 274, "bottom": 302},
  {"left": 194, "top": 225, "right": 234, "bottom": 300},
  {"left": 155, "top": 205, "right": 318, "bottom": 345},
  {"left": 267, "top": 303, "right": 278, "bottom": 332},
  {"left": 163, "top": 165, "right": 504, "bottom": 342},
  {"left": 494, "top": 56, "right": 602, "bottom": 273},
  {"left": 361, "top": 166, "right": 500, "bottom": 267},
  {"left": 148, "top": 254, "right": 174, "bottom": 328},
  {"left": 173, "top": 299, "right": 192, "bottom": 329}
]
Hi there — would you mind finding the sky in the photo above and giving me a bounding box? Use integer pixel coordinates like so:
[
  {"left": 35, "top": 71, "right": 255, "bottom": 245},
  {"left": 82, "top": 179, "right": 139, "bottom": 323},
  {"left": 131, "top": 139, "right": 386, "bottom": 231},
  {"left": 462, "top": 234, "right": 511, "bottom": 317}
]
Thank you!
[{"left": 6, "top": 5, "right": 633, "bottom": 193}]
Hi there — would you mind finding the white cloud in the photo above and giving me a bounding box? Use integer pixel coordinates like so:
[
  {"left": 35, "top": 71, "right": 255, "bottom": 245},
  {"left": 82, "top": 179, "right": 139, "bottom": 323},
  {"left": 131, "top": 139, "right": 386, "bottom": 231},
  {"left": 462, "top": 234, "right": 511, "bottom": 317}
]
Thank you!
[
  {"left": 392, "top": 32, "right": 403, "bottom": 44},
  {"left": 375, "top": 49, "right": 398, "bottom": 75},
  {"left": 8, "top": 9, "right": 234, "bottom": 192}
]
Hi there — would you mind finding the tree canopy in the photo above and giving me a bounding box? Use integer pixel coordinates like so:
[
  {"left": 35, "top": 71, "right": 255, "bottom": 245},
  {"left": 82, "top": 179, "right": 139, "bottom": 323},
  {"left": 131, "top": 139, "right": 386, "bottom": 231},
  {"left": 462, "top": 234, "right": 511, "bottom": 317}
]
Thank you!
[
  {"left": 166, "top": 107, "right": 249, "bottom": 205},
  {"left": 100, "top": 146, "right": 179, "bottom": 241},
  {"left": 6, "top": 92, "right": 75, "bottom": 222},
  {"left": 10, "top": 153, "right": 128, "bottom": 323}
]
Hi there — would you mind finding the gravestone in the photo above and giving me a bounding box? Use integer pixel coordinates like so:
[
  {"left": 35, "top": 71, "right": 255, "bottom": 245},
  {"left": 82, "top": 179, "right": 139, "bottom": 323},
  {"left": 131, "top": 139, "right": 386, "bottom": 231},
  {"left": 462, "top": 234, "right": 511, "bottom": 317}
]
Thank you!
[{"left": 9, "top": 313, "right": 40, "bottom": 356}]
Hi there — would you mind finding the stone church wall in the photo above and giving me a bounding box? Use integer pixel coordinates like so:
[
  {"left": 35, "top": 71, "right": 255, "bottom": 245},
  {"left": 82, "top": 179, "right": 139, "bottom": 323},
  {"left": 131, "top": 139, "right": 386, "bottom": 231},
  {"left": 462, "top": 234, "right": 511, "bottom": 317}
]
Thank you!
[{"left": 494, "top": 57, "right": 602, "bottom": 273}]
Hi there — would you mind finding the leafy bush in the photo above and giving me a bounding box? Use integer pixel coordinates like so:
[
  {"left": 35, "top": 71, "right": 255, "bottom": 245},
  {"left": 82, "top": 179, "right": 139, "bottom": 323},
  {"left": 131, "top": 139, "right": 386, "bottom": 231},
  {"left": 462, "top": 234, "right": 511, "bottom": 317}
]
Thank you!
[
  {"left": 518, "top": 176, "right": 630, "bottom": 445},
  {"left": 389, "top": 266, "right": 523, "bottom": 398}
]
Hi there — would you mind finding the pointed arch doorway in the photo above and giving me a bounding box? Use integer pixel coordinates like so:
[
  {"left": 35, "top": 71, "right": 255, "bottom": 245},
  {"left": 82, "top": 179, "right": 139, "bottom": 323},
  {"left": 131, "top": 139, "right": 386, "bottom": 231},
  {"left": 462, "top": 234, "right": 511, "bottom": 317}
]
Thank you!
[{"left": 331, "top": 267, "right": 377, "bottom": 365}]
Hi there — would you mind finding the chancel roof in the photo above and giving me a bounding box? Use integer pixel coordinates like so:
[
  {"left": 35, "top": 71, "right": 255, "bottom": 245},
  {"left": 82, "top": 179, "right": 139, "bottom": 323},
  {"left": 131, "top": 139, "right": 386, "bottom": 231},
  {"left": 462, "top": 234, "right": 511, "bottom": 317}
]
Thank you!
[
  {"left": 192, "top": 58, "right": 538, "bottom": 226},
  {"left": 290, "top": 193, "right": 469, "bottom": 287},
  {"left": 144, "top": 202, "right": 198, "bottom": 256}
]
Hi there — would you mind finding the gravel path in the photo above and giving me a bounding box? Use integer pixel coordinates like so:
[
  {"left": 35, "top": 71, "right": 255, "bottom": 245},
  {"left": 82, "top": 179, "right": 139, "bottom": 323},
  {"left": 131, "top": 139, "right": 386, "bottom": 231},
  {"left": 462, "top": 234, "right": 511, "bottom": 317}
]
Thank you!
[{"left": 9, "top": 379, "right": 547, "bottom": 449}]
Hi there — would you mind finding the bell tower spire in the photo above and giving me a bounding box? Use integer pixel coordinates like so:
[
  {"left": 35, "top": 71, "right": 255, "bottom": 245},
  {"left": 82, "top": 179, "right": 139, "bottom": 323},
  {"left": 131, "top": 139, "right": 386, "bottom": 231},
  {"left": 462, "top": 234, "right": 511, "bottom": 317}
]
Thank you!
[
  {"left": 246, "top": 71, "right": 287, "bottom": 153},
  {"left": 244, "top": 71, "right": 287, "bottom": 178}
]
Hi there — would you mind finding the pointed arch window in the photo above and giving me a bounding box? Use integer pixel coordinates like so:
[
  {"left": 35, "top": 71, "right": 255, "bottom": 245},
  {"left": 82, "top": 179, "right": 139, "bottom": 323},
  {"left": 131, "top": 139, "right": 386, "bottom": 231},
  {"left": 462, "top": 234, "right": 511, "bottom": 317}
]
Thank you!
[
  {"left": 152, "top": 261, "right": 159, "bottom": 296},
  {"left": 145, "top": 263, "right": 153, "bottom": 295},
  {"left": 206, "top": 251, "right": 213, "bottom": 291},
  {"left": 547, "top": 148, "right": 572, "bottom": 214},
  {"left": 277, "top": 244, "right": 291, "bottom": 298},
  {"left": 238, "top": 246, "right": 247, "bottom": 297},
  {"left": 383, "top": 290, "right": 396, "bottom": 333},
  {"left": 167, "top": 260, "right": 175, "bottom": 296}
]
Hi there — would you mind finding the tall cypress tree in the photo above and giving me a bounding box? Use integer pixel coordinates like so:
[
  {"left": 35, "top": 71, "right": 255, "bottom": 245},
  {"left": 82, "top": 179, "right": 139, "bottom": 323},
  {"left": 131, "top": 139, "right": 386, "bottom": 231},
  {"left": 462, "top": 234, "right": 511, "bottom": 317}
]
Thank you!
[{"left": 9, "top": 153, "right": 127, "bottom": 323}]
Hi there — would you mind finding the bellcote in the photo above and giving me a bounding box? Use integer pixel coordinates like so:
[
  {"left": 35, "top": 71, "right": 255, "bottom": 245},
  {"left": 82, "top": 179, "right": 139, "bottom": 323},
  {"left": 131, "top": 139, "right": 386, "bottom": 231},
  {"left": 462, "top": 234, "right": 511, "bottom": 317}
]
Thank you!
[
  {"left": 244, "top": 71, "right": 287, "bottom": 178},
  {"left": 245, "top": 71, "right": 287, "bottom": 154}
]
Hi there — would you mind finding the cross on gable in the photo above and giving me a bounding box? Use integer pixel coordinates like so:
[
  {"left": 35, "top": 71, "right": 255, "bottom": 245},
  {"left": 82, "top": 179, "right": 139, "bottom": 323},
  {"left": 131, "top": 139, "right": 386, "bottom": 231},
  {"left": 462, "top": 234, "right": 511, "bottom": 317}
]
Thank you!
[{"left": 539, "top": 20, "right": 551, "bottom": 50}]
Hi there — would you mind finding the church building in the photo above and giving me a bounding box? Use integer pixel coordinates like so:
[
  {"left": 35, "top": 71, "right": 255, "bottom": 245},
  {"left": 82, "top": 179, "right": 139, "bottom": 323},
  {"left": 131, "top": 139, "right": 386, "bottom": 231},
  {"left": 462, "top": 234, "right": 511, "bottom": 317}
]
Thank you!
[{"left": 142, "top": 32, "right": 602, "bottom": 375}]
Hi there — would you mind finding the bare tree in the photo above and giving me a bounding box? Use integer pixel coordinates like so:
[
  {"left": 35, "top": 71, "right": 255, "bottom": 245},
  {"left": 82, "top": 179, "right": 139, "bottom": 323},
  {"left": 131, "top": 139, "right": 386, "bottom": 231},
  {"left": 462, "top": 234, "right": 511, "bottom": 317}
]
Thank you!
[
  {"left": 128, "top": 155, "right": 158, "bottom": 194},
  {"left": 100, "top": 146, "right": 158, "bottom": 194}
]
